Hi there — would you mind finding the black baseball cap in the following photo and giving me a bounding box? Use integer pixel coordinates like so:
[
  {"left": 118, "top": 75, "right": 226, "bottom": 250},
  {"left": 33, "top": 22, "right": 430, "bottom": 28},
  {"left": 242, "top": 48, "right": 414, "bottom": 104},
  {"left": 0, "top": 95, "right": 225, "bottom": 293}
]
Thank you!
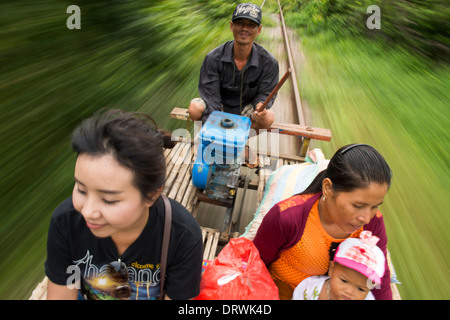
[{"left": 232, "top": 3, "right": 262, "bottom": 26}]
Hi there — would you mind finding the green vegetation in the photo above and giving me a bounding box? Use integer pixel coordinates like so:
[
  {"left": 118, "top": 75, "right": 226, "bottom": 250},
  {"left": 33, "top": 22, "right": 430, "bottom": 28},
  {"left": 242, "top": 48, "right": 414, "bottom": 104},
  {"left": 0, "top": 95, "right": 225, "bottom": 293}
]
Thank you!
[
  {"left": 281, "top": 0, "right": 449, "bottom": 61},
  {"left": 281, "top": 0, "right": 449, "bottom": 299}
]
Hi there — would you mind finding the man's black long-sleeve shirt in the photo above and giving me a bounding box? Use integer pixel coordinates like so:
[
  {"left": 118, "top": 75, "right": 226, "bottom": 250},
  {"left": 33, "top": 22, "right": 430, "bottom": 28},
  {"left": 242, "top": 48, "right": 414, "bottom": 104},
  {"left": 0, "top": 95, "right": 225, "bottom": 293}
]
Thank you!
[{"left": 198, "top": 40, "right": 279, "bottom": 121}]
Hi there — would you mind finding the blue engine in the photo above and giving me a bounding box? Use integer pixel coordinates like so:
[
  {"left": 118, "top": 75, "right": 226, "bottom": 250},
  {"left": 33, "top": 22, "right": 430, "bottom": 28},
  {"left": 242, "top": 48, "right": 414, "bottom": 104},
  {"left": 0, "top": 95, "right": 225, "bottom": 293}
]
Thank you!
[{"left": 192, "top": 111, "right": 251, "bottom": 201}]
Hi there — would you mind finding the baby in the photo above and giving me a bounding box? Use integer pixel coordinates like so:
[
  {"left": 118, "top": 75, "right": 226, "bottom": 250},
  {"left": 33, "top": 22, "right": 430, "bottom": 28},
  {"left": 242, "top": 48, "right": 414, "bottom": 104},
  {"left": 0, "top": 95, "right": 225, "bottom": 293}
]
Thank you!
[{"left": 293, "top": 231, "right": 385, "bottom": 300}]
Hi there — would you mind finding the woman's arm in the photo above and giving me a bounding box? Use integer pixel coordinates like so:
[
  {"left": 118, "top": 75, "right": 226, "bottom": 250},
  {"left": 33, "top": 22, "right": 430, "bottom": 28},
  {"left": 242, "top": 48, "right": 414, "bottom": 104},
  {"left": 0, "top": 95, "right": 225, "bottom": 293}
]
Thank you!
[
  {"left": 364, "top": 211, "right": 392, "bottom": 300},
  {"left": 253, "top": 204, "right": 286, "bottom": 265},
  {"left": 47, "top": 279, "right": 79, "bottom": 300},
  {"left": 253, "top": 194, "right": 319, "bottom": 266}
]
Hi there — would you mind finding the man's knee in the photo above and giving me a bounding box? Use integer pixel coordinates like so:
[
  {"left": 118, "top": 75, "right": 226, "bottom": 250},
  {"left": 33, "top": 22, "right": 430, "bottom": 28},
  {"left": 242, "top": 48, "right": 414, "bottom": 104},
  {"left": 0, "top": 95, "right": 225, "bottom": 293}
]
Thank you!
[{"left": 188, "top": 98, "right": 206, "bottom": 121}]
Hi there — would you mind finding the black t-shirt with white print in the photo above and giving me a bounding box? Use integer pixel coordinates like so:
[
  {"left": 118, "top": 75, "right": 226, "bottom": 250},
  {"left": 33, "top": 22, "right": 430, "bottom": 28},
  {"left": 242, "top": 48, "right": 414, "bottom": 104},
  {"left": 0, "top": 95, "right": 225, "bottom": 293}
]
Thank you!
[{"left": 45, "top": 195, "right": 203, "bottom": 300}]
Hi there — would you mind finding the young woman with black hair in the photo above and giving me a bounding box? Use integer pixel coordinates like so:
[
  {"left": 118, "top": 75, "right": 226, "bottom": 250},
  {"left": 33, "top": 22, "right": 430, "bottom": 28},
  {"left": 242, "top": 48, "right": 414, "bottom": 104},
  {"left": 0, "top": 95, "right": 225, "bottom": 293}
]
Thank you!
[
  {"left": 253, "top": 144, "right": 393, "bottom": 300},
  {"left": 45, "top": 110, "right": 203, "bottom": 300}
]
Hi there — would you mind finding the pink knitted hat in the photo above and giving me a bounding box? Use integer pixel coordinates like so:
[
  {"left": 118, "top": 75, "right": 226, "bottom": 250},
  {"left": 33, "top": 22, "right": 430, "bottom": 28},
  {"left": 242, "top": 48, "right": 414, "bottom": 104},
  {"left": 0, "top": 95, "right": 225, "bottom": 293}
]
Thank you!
[{"left": 334, "top": 231, "right": 386, "bottom": 285}]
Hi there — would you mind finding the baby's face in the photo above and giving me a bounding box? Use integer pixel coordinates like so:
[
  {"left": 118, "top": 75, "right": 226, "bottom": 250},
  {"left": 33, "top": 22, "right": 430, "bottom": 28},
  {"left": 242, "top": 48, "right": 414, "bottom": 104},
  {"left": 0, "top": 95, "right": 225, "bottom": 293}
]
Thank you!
[{"left": 328, "top": 262, "right": 371, "bottom": 300}]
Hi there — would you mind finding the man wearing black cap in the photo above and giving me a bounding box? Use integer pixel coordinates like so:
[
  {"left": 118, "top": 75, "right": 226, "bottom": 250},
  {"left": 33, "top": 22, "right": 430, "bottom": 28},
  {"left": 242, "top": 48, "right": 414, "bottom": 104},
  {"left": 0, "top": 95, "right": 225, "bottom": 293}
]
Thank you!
[{"left": 188, "top": 3, "right": 279, "bottom": 130}]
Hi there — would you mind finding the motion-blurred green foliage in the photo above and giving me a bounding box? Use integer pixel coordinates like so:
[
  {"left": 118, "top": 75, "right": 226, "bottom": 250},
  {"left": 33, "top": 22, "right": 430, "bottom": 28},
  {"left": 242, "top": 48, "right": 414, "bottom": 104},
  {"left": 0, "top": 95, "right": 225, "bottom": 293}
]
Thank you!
[
  {"left": 281, "top": 0, "right": 450, "bottom": 61},
  {"left": 0, "top": 0, "right": 237, "bottom": 299},
  {"left": 280, "top": 0, "right": 449, "bottom": 299}
]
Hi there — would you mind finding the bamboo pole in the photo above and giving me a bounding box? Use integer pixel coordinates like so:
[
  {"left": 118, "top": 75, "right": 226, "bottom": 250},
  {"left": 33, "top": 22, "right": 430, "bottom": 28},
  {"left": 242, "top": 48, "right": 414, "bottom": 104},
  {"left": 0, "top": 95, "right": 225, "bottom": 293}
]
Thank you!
[
  {"left": 167, "top": 144, "right": 192, "bottom": 198},
  {"left": 175, "top": 167, "right": 191, "bottom": 203},
  {"left": 186, "top": 188, "right": 199, "bottom": 214},
  {"left": 277, "top": 158, "right": 284, "bottom": 170},
  {"left": 181, "top": 181, "right": 196, "bottom": 208},
  {"left": 164, "top": 142, "right": 190, "bottom": 194},
  {"left": 164, "top": 147, "right": 171, "bottom": 160},
  {"left": 257, "top": 155, "right": 271, "bottom": 206}
]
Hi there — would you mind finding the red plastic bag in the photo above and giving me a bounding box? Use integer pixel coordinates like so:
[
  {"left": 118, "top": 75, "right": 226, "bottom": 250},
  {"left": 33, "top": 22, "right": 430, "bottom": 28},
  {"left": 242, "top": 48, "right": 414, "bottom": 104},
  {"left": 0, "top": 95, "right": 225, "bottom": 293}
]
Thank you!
[{"left": 196, "top": 237, "right": 279, "bottom": 300}]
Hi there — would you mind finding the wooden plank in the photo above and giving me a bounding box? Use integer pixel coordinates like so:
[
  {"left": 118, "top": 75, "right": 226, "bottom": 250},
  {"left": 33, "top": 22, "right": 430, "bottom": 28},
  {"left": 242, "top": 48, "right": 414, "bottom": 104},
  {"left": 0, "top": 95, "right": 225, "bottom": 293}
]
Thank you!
[
  {"left": 209, "top": 232, "right": 220, "bottom": 261},
  {"left": 269, "top": 122, "right": 332, "bottom": 141},
  {"left": 238, "top": 178, "right": 258, "bottom": 190},
  {"left": 165, "top": 143, "right": 191, "bottom": 196},
  {"left": 257, "top": 150, "right": 305, "bottom": 163},
  {"left": 276, "top": 158, "right": 284, "bottom": 170},
  {"left": 168, "top": 158, "right": 191, "bottom": 200},
  {"left": 257, "top": 155, "right": 272, "bottom": 207},
  {"left": 299, "top": 138, "right": 311, "bottom": 157},
  {"left": 201, "top": 227, "right": 221, "bottom": 261},
  {"left": 203, "top": 230, "right": 214, "bottom": 260},
  {"left": 188, "top": 194, "right": 200, "bottom": 217},
  {"left": 387, "top": 250, "right": 402, "bottom": 300},
  {"left": 181, "top": 181, "right": 195, "bottom": 208},
  {"left": 201, "top": 228, "right": 207, "bottom": 243},
  {"left": 171, "top": 107, "right": 190, "bottom": 120},
  {"left": 175, "top": 163, "right": 194, "bottom": 203},
  {"left": 165, "top": 140, "right": 183, "bottom": 178}
]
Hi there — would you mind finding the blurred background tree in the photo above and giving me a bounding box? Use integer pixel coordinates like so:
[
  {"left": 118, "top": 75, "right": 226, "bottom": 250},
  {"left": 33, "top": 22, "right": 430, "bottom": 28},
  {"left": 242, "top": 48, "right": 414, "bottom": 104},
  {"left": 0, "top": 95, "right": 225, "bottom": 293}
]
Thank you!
[
  {"left": 281, "top": 0, "right": 449, "bottom": 61},
  {"left": 0, "top": 0, "right": 238, "bottom": 299}
]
